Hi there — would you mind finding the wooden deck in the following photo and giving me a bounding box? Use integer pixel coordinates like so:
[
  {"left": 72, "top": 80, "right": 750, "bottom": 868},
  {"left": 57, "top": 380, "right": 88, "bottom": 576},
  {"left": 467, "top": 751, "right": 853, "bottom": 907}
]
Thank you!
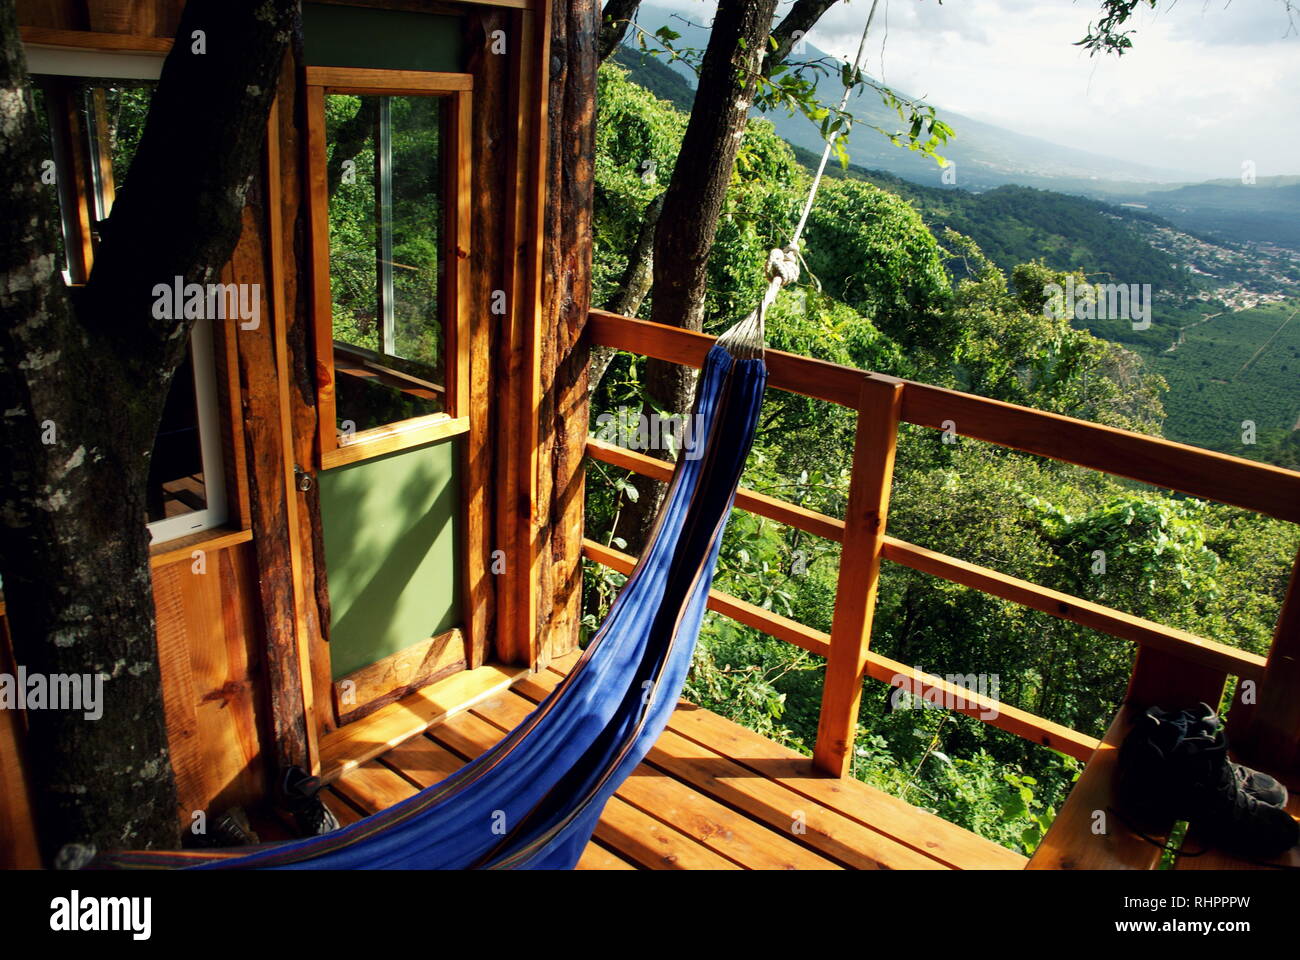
[{"left": 318, "top": 653, "right": 1026, "bottom": 870}]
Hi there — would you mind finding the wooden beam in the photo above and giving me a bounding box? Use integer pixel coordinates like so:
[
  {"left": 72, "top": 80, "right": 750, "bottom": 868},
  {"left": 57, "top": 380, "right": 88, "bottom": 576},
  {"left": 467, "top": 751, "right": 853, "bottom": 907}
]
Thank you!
[
  {"left": 20, "top": 26, "right": 173, "bottom": 52},
  {"left": 582, "top": 538, "right": 831, "bottom": 657},
  {"left": 588, "top": 309, "right": 864, "bottom": 408},
  {"left": 901, "top": 380, "right": 1300, "bottom": 525},
  {"left": 304, "top": 66, "right": 473, "bottom": 94},
  {"left": 320, "top": 414, "right": 470, "bottom": 470},
  {"left": 303, "top": 83, "right": 338, "bottom": 470},
  {"left": 537, "top": 0, "right": 592, "bottom": 664},
  {"left": 587, "top": 435, "right": 1266, "bottom": 681},
  {"left": 589, "top": 310, "right": 1300, "bottom": 523},
  {"left": 265, "top": 98, "right": 320, "bottom": 772},
  {"left": 881, "top": 537, "right": 1266, "bottom": 682},
  {"left": 817, "top": 378, "right": 903, "bottom": 777},
  {"left": 584, "top": 538, "right": 1099, "bottom": 760}
]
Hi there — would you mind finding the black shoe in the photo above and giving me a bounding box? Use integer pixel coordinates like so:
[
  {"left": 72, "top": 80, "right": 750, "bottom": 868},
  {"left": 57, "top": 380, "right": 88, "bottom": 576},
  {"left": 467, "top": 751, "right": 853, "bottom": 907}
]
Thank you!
[
  {"left": 186, "top": 806, "right": 260, "bottom": 848},
  {"left": 1117, "top": 703, "right": 1297, "bottom": 860},
  {"left": 1178, "top": 703, "right": 1289, "bottom": 808},
  {"left": 281, "top": 765, "right": 341, "bottom": 837}
]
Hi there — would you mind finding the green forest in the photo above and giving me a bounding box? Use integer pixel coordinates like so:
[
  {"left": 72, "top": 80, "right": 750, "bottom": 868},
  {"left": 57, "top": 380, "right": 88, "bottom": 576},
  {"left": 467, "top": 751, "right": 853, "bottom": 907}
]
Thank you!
[{"left": 582, "top": 64, "right": 1300, "bottom": 855}]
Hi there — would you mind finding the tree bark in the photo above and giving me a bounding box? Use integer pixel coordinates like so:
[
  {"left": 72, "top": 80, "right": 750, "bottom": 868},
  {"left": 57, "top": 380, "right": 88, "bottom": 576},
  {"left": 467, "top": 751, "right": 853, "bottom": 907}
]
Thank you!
[
  {"left": 765, "top": 0, "right": 841, "bottom": 74},
  {"left": 0, "top": 0, "right": 298, "bottom": 862},
  {"left": 597, "top": 0, "right": 641, "bottom": 63},
  {"left": 615, "top": 0, "right": 778, "bottom": 550},
  {"left": 589, "top": 191, "right": 662, "bottom": 395}
]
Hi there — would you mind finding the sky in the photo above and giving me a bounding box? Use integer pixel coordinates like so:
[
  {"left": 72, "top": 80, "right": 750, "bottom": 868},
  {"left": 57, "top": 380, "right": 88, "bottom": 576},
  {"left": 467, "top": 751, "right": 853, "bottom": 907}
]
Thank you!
[{"left": 642, "top": 0, "right": 1300, "bottom": 181}]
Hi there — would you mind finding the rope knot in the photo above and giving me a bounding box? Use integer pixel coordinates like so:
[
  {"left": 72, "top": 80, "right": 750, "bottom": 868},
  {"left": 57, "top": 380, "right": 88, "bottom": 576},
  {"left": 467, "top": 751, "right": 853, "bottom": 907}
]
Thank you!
[{"left": 767, "top": 245, "right": 800, "bottom": 286}]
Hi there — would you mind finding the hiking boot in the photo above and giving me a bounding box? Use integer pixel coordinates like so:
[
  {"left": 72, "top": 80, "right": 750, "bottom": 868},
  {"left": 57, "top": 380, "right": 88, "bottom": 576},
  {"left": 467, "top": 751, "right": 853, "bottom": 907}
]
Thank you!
[
  {"left": 186, "top": 806, "right": 260, "bottom": 848},
  {"left": 281, "top": 765, "right": 340, "bottom": 837},
  {"left": 1117, "top": 703, "right": 1297, "bottom": 860},
  {"left": 1178, "top": 703, "right": 1288, "bottom": 808}
]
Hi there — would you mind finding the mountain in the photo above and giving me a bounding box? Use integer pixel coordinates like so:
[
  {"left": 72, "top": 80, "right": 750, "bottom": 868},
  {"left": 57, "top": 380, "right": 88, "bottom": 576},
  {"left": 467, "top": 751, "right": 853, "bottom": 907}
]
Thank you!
[
  {"left": 615, "top": 7, "right": 1300, "bottom": 252},
  {"left": 619, "top": 6, "right": 1203, "bottom": 191}
]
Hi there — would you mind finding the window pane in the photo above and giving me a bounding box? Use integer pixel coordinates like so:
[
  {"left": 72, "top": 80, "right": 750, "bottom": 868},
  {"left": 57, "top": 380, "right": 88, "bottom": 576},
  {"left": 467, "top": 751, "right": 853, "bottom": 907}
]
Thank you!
[
  {"left": 147, "top": 348, "right": 207, "bottom": 523},
  {"left": 325, "top": 93, "right": 447, "bottom": 437}
]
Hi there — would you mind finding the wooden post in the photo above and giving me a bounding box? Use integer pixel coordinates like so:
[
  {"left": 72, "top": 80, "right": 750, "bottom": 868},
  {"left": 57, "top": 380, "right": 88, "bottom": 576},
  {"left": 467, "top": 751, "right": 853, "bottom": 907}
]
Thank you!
[
  {"left": 1231, "top": 547, "right": 1300, "bottom": 772},
  {"left": 1126, "top": 646, "right": 1227, "bottom": 716},
  {"left": 813, "top": 376, "right": 903, "bottom": 777}
]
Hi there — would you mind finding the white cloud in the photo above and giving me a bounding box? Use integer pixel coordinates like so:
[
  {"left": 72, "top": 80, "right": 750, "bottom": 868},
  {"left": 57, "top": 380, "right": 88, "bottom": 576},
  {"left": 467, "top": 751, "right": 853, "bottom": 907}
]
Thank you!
[{"left": 636, "top": 0, "right": 1300, "bottom": 179}]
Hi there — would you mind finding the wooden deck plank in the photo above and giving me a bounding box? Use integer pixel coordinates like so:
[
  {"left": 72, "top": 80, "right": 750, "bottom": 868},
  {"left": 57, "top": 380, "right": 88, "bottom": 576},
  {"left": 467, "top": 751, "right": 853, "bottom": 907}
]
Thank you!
[
  {"left": 427, "top": 710, "right": 737, "bottom": 869},
  {"left": 330, "top": 760, "right": 423, "bottom": 814},
  {"left": 471, "top": 691, "right": 840, "bottom": 870},
  {"left": 534, "top": 659, "right": 1024, "bottom": 870},
  {"left": 576, "top": 842, "right": 639, "bottom": 870},
  {"left": 317, "top": 663, "right": 527, "bottom": 783},
  {"left": 511, "top": 675, "right": 945, "bottom": 870},
  {"left": 333, "top": 731, "right": 644, "bottom": 869}
]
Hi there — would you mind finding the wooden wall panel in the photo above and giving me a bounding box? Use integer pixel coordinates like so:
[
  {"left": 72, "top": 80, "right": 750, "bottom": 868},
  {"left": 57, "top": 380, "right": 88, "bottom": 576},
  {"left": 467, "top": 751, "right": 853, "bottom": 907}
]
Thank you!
[
  {"left": 463, "top": 9, "right": 507, "bottom": 668},
  {"left": 0, "top": 608, "right": 41, "bottom": 868},
  {"left": 535, "top": 0, "right": 592, "bottom": 663},
  {"left": 153, "top": 542, "right": 268, "bottom": 826},
  {"left": 16, "top": 0, "right": 183, "bottom": 36}
]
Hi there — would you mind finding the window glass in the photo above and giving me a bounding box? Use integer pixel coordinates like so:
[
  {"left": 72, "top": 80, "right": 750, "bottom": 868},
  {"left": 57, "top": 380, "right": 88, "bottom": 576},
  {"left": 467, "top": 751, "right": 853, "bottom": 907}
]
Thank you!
[
  {"left": 147, "top": 348, "right": 207, "bottom": 522},
  {"left": 29, "top": 74, "right": 223, "bottom": 542},
  {"left": 326, "top": 93, "right": 447, "bottom": 436}
]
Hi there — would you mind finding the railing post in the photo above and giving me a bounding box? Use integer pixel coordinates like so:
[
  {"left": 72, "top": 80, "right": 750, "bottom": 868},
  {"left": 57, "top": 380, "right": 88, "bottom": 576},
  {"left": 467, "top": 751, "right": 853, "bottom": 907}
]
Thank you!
[
  {"left": 813, "top": 376, "right": 904, "bottom": 777},
  {"left": 1230, "top": 546, "right": 1300, "bottom": 772}
]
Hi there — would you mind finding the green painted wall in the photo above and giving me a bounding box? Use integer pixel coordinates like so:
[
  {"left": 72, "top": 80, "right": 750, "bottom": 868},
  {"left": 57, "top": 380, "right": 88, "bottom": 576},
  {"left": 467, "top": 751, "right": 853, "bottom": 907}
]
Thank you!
[
  {"left": 303, "top": 3, "right": 463, "bottom": 72},
  {"left": 318, "top": 438, "right": 462, "bottom": 680}
]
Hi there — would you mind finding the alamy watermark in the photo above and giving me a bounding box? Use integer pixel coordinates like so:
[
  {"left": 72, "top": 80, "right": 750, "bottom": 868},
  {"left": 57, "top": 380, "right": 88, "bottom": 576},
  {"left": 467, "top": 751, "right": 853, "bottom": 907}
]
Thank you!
[
  {"left": 1043, "top": 276, "right": 1152, "bottom": 331},
  {"left": 0, "top": 668, "right": 106, "bottom": 720},
  {"left": 594, "top": 407, "right": 706, "bottom": 461},
  {"left": 151, "top": 276, "right": 261, "bottom": 330},
  {"left": 889, "top": 671, "right": 1000, "bottom": 721}
]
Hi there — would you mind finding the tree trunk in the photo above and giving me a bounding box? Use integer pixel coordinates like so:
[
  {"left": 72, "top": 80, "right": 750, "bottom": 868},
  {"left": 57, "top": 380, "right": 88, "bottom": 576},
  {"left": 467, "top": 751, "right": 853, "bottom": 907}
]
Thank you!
[
  {"left": 614, "top": 0, "right": 777, "bottom": 550},
  {"left": 0, "top": 0, "right": 298, "bottom": 862},
  {"left": 589, "top": 192, "right": 662, "bottom": 395},
  {"left": 597, "top": 0, "right": 641, "bottom": 63}
]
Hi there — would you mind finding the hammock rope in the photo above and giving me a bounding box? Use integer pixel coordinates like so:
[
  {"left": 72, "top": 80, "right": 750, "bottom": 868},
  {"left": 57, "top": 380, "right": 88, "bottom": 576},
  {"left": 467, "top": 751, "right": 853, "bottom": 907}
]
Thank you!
[{"left": 719, "top": 0, "right": 881, "bottom": 361}]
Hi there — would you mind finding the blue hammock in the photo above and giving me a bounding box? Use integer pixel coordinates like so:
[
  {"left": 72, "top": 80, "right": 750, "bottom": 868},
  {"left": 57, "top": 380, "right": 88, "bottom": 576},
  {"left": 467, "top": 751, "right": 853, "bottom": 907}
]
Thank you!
[{"left": 101, "top": 342, "right": 766, "bottom": 870}]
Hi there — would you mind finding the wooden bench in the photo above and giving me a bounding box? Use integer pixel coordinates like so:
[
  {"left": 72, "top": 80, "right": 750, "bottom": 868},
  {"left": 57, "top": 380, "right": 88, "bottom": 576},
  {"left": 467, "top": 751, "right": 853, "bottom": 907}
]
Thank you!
[{"left": 1031, "top": 702, "right": 1300, "bottom": 869}]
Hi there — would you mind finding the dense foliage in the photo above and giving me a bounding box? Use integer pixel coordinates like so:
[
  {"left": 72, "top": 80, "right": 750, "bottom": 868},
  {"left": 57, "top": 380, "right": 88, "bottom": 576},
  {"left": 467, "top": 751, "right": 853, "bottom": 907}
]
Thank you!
[{"left": 583, "top": 65, "right": 1298, "bottom": 855}]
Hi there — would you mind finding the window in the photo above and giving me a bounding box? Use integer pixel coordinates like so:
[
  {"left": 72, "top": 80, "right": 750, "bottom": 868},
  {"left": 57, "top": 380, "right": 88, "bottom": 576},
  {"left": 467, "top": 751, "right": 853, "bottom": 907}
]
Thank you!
[
  {"left": 306, "top": 68, "right": 471, "bottom": 468},
  {"left": 27, "top": 51, "right": 228, "bottom": 545}
]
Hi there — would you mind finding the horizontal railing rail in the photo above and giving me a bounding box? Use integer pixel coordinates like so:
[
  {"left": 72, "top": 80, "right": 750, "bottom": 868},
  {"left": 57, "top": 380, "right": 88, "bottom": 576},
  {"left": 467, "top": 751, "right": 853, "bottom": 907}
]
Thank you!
[
  {"left": 584, "top": 309, "right": 1300, "bottom": 778},
  {"left": 588, "top": 310, "right": 1300, "bottom": 524}
]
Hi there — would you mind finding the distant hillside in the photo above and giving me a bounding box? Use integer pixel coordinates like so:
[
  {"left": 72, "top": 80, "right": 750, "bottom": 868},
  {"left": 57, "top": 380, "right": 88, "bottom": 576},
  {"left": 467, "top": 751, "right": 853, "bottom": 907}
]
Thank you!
[
  {"left": 611, "top": 45, "right": 694, "bottom": 112},
  {"left": 615, "top": 8, "right": 1300, "bottom": 253},
  {"left": 1116, "top": 179, "right": 1300, "bottom": 250},
  {"left": 784, "top": 143, "right": 1189, "bottom": 292}
]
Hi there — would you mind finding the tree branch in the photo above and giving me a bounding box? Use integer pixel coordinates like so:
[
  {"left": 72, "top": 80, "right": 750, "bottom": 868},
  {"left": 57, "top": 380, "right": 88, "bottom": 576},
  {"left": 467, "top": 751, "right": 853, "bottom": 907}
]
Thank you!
[
  {"left": 764, "top": 0, "right": 841, "bottom": 76},
  {"left": 597, "top": 0, "right": 642, "bottom": 63}
]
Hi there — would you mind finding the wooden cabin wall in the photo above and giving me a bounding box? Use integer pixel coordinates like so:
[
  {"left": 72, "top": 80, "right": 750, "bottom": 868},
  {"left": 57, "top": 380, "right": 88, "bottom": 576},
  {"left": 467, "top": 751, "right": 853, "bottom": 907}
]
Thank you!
[
  {"left": 2, "top": 0, "right": 556, "bottom": 862},
  {"left": 152, "top": 543, "right": 267, "bottom": 827},
  {"left": 0, "top": 607, "right": 41, "bottom": 868},
  {"left": 16, "top": 0, "right": 184, "bottom": 35}
]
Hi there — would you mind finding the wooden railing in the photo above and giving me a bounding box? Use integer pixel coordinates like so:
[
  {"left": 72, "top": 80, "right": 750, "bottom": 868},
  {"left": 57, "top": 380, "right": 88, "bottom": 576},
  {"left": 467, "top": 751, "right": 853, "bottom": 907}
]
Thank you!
[{"left": 583, "top": 310, "right": 1300, "bottom": 778}]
